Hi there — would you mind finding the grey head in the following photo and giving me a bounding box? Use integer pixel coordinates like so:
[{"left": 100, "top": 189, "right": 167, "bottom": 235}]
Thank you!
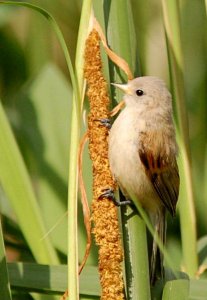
[{"left": 112, "top": 76, "right": 172, "bottom": 110}]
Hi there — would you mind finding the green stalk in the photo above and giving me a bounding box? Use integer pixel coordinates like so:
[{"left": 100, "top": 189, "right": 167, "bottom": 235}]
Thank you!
[
  {"left": 122, "top": 205, "right": 150, "bottom": 300},
  {"left": 161, "top": 0, "right": 198, "bottom": 276},
  {"left": 93, "top": 1, "right": 150, "bottom": 299},
  {"left": 67, "top": 1, "right": 92, "bottom": 299},
  {"left": 107, "top": 2, "right": 150, "bottom": 298},
  {"left": 67, "top": 101, "right": 80, "bottom": 300}
]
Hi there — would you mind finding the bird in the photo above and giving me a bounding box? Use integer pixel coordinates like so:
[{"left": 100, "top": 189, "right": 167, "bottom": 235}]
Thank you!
[{"left": 108, "top": 76, "right": 180, "bottom": 284}]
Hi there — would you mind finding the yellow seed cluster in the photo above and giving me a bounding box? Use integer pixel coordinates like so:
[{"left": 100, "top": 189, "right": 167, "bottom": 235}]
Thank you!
[{"left": 84, "top": 29, "right": 124, "bottom": 300}]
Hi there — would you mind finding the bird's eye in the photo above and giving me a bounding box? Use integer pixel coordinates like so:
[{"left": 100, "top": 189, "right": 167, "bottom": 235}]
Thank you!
[{"left": 136, "top": 89, "right": 144, "bottom": 96}]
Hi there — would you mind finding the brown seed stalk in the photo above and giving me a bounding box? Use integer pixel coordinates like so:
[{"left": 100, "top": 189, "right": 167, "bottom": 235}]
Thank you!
[{"left": 84, "top": 29, "right": 125, "bottom": 300}]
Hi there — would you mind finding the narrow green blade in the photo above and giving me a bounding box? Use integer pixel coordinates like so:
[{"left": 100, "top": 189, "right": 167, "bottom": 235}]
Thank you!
[
  {"left": 0, "top": 221, "right": 12, "bottom": 300},
  {"left": 8, "top": 262, "right": 100, "bottom": 296},
  {"left": 161, "top": 0, "right": 198, "bottom": 277},
  {"left": 0, "top": 100, "right": 58, "bottom": 264},
  {"left": 162, "top": 280, "right": 189, "bottom": 300}
]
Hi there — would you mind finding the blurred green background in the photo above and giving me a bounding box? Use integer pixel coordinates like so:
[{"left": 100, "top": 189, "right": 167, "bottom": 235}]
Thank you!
[
  {"left": 0, "top": 0, "right": 85, "bottom": 265},
  {"left": 0, "top": 0, "right": 206, "bottom": 298}
]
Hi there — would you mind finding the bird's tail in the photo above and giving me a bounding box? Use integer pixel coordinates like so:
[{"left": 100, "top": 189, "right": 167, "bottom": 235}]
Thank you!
[{"left": 150, "top": 208, "right": 166, "bottom": 285}]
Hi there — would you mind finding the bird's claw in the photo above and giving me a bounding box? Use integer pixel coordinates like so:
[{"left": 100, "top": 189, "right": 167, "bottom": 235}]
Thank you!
[
  {"left": 99, "top": 188, "right": 115, "bottom": 200},
  {"left": 99, "top": 188, "right": 132, "bottom": 206},
  {"left": 95, "top": 118, "right": 111, "bottom": 129}
]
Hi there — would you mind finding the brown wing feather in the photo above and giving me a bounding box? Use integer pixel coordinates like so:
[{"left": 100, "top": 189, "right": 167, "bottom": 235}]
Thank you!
[{"left": 139, "top": 147, "right": 180, "bottom": 217}]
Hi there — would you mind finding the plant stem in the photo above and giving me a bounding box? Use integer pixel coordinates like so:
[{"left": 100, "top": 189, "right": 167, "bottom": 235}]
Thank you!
[
  {"left": 67, "top": 1, "right": 92, "bottom": 299},
  {"left": 102, "top": 0, "right": 150, "bottom": 298},
  {"left": 121, "top": 205, "right": 150, "bottom": 300},
  {"left": 162, "top": 0, "right": 198, "bottom": 277}
]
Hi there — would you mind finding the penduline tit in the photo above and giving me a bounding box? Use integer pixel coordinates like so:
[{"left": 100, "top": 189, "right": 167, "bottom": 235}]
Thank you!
[{"left": 107, "top": 76, "right": 180, "bottom": 284}]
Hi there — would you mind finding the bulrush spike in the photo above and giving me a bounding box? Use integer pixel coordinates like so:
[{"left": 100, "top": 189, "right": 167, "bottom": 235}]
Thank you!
[{"left": 84, "top": 29, "right": 125, "bottom": 300}]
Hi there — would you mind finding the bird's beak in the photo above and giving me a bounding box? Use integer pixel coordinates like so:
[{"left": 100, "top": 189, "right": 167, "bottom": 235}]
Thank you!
[{"left": 111, "top": 83, "right": 133, "bottom": 95}]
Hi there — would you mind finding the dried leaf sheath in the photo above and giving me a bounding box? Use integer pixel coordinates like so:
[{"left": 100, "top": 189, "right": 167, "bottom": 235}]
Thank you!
[{"left": 84, "top": 29, "right": 124, "bottom": 300}]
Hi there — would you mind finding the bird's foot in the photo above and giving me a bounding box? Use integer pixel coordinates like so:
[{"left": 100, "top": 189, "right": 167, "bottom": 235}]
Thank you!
[
  {"left": 95, "top": 118, "right": 111, "bottom": 129},
  {"left": 99, "top": 188, "right": 132, "bottom": 206}
]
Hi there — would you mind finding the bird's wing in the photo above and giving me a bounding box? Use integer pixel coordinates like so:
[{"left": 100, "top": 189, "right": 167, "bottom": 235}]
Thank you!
[{"left": 139, "top": 132, "right": 179, "bottom": 216}]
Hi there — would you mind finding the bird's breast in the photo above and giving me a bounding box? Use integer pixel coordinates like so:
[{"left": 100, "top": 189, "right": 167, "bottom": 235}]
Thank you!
[
  {"left": 108, "top": 108, "right": 160, "bottom": 212},
  {"left": 109, "top": 109, "right": 141, "bottom": 164}
]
